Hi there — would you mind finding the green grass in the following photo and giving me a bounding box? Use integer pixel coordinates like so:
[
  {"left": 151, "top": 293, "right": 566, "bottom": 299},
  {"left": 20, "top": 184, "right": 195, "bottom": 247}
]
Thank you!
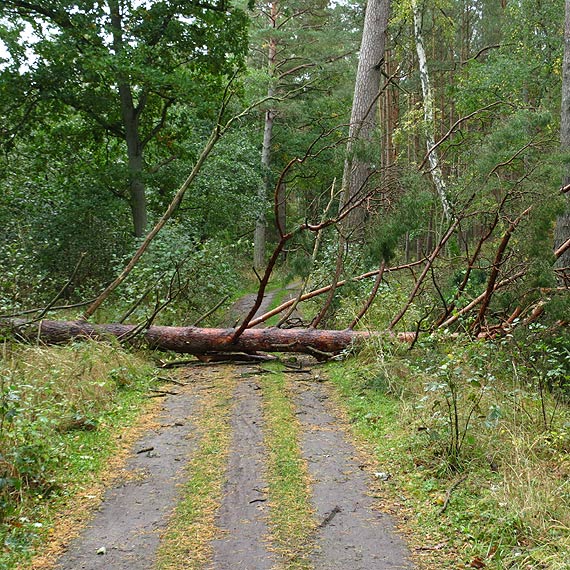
[
  {"left": 326, "top": 337, "right": 570, "bottom": 570},
  {"left": 260, "top": 369, "right": 315, "bottom": 569},
  {"left": 0, "top": 341, "right": 156, "bottom": 569},
  {"left": 155, "top": 367, "right": 235, "bottom": 570}
]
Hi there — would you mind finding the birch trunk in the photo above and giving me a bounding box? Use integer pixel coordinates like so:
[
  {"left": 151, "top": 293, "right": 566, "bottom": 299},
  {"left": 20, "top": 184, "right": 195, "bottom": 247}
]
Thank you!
[{"left": 412, "top": 0, "right": 451, "bottom": 221}]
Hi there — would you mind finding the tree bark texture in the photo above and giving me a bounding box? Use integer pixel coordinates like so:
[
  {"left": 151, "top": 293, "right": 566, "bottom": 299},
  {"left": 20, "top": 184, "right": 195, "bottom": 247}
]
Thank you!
[
  {"left": 4, "top": 320, "right": 373, "bottom": 356},
  {"left": 341, "top": 0, "right": 390, "bottom": 234},
  {"left": 254, "top": 1, "right": 278, "bottom": 270},
  {"left": 556, "top": 0, "right": 570, "bottom": 268},
  {"left": 412, "top": 0, "right": 451, "bottom": 221},
  {"left": 109, "top": 0, "right": 147, "bottom": 237}
]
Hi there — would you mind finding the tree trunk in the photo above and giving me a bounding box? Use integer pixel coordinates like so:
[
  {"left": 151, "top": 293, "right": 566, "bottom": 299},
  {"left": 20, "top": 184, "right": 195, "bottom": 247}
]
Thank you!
[
  {"left": 341, "top": 0, "right": 390, "bottom": 235},
  {"left": 254, "top": 1, "right": 278, "bottom": 270},
  {"left": 412, "top": 0, "right": 451, "bottom": 221},
  {"left": 109, "top": 0, "right": 147, "bottom": 238},
  {"left": 556, "top": 0, "right": 570, "bottom": 269},
  {"left": 125, "top": 120, "right": 147, "bottom": 238},
  {"left": 5, "top": 319, "right": 372, "bottom": 357}
]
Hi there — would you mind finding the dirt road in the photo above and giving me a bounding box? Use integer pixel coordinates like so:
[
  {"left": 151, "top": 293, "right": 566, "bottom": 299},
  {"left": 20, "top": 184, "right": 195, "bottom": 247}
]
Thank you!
[
  {"left": 49, "top": 361, "right": 412, "bottom": 570},
  {"left": 47, "top": 293, "right": 413, "bottom": 569}
]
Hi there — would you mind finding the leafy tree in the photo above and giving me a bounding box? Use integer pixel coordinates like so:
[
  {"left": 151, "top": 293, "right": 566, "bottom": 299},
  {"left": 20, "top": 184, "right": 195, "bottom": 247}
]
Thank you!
[{"left": 0, "top": 0, "right": 249, "bottom": 237}]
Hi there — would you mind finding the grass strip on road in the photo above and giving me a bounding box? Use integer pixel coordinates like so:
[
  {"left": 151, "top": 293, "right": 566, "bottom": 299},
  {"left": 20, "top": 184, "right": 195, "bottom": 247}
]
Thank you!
[
  {"left": 260, "top": 369, "right": 315, "bottom": 570},
  {"left": 155, "top": 366, "right": 235, "bottom": 570}
]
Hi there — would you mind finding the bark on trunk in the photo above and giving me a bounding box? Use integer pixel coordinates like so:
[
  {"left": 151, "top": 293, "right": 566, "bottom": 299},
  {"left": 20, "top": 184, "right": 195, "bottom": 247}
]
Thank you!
[
  {"left": 254, "top": 1, "right": 278, "bottom": 270},
  {"left": 109, "top": 0, "right": 147, "bottom": 237},
  {"left": 4, "top": 320, "right": 376, "bottom": 356},
  {"left": 412, "top": 0, "right": 451, "bottom": 221},
  {"left": 341, "top": 0, "right": 390, "bottom": 235},
  {"left": 557, "top": 0, "right": 570, "bottom": 268}
]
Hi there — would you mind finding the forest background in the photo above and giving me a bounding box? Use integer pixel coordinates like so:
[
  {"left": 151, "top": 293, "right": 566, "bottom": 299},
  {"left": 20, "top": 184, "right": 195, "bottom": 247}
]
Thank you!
[{"left": 0, "top": 0, "right": 569, "bottom": 569}]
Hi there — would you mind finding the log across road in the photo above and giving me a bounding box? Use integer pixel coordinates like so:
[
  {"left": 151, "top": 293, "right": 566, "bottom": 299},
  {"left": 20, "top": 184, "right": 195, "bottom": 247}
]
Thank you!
[{"left": 3, "top": 319, "right": 395, "bottom": 356}]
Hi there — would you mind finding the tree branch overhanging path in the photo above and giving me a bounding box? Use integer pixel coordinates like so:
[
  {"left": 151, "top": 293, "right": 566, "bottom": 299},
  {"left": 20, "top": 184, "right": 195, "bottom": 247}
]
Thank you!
[{"left": 2, "top": 0, "right": 568, "bottom": 363}]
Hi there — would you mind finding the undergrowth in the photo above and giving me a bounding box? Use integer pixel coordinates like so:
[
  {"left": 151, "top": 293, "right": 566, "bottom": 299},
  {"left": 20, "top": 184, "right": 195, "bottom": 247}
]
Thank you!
[
  {"left": 328, "top": 330, "right": 569, "bottom": 569},
  {"left": 0, "top": 341, "right": 155, "bottom": 568}
]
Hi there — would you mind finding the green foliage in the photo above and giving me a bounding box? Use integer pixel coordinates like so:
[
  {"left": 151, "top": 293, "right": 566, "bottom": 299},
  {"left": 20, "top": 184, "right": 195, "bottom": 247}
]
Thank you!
[
  {"left": 0, "top": 342, "right": 155, "bottom": 566},
  {"left": 102, "top": 225, "right": 252, "bottom": 326},
  {"left": 329, "top": 327, "right": 570, "bottom": 568},
  {"left": 365, "top": 186, "right": 434, "bottom": 263}
]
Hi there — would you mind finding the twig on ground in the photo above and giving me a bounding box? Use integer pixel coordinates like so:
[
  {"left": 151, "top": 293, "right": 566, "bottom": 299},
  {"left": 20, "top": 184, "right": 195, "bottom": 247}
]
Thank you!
[
  {"left": 149, "top": 388, "right": 179, "bottom": 396},
  {"left": 318, "top": 505, "right": 342, "bottom": 529},
  {"left": 439, "top": 475, "right": 468, "bottom": 515},
  {"left": 154, "top": 376, "right": 187, "bottom": 386}
]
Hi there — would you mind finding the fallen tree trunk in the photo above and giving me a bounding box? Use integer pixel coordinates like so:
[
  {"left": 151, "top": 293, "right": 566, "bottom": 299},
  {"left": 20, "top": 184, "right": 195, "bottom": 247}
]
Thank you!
[{"left": 3, "top": 319, "right": 388, "bottom": 356}]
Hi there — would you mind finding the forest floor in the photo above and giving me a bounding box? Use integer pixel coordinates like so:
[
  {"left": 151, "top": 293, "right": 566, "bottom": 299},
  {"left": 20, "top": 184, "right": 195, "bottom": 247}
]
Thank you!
[{"left": 29, "top": 291, "right": 417, "bottom": 570}]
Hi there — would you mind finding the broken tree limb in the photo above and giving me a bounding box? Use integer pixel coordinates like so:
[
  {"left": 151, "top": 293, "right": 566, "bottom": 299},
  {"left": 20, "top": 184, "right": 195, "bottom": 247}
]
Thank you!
[
  {"left": 438, "top": 270, "right": 526, "bottom": 329},
  {"left": 248, "top": 258, "right": 427, "bottom": 329},
  {"left": 472, "top": 206, "right": 533, "bottom": 334},
  {"left": 389, "top": 216, "right": 462, "bottom": 330}
]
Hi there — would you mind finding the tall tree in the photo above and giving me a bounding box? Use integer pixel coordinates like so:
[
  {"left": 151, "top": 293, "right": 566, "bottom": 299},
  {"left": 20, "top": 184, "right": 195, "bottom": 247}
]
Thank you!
[
  {"left": 250, "top": 0, "right": 353, "bottom": 268},
  {"left": 557, "top": 0, "right": 570, "bottom": 268},
  {"left": 0, "top": 0, "right": 249, "bottom": 237},
  {"left": 341, "top": 0, "right": 390, "bottom": 235},
  {"left": 411, "top": 0, "right": 451, "bottom": 220},
  {"left": 253, "top": 1, "right": 278, "bottom": 270}
]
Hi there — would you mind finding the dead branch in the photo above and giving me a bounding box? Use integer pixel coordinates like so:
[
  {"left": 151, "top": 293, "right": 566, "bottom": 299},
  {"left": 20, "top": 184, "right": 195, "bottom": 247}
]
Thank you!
[
  {"left": 472, "top": 206, "right": 533, "bottom": 334},
  {"left": 438, "top": 270, "right": 526, "bottom": 329},
  {"left": 192, "top": 295, "right": 230, "bottom": 327},
  {"left": 555, "top": 237, "right": 570, "bottom": 260},
  {"left": 439, "top": 475, "right": 468, "bottom": 515},
  {"left": 248, "top": 259, "right": 427, "bottom": 329},
  {"left": 436, "top": 211, "right": 502, "bottom": 327},
  {"left": 349, "top": 261, "right": 386, "bottom": 330},
  {"left": 29, "top": 253, "right": 87, "bottom": 324},
  {"left": 389, "top": 217, "right": 462, "bottom": 330}
]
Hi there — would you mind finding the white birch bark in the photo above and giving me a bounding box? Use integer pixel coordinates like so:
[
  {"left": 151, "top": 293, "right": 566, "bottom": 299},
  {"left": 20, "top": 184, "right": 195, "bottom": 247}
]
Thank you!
[{"left": 412, "top": 0, "right": 452, "bottom": 221}]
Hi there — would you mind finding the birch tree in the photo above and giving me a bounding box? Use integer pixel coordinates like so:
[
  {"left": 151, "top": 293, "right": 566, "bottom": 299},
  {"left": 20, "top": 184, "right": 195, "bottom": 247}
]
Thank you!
[
  {"left": 556, "top": 0, "right": 570, "bottom": 268},
  {"left": 411, "top": 0, "right": 451, "bottom": 221}
]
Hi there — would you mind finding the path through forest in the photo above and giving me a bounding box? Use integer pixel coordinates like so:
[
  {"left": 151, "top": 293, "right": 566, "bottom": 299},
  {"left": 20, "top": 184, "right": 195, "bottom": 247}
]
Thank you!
[{"left": 46, "top": 293, "right": 414, "bottom": 570}]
